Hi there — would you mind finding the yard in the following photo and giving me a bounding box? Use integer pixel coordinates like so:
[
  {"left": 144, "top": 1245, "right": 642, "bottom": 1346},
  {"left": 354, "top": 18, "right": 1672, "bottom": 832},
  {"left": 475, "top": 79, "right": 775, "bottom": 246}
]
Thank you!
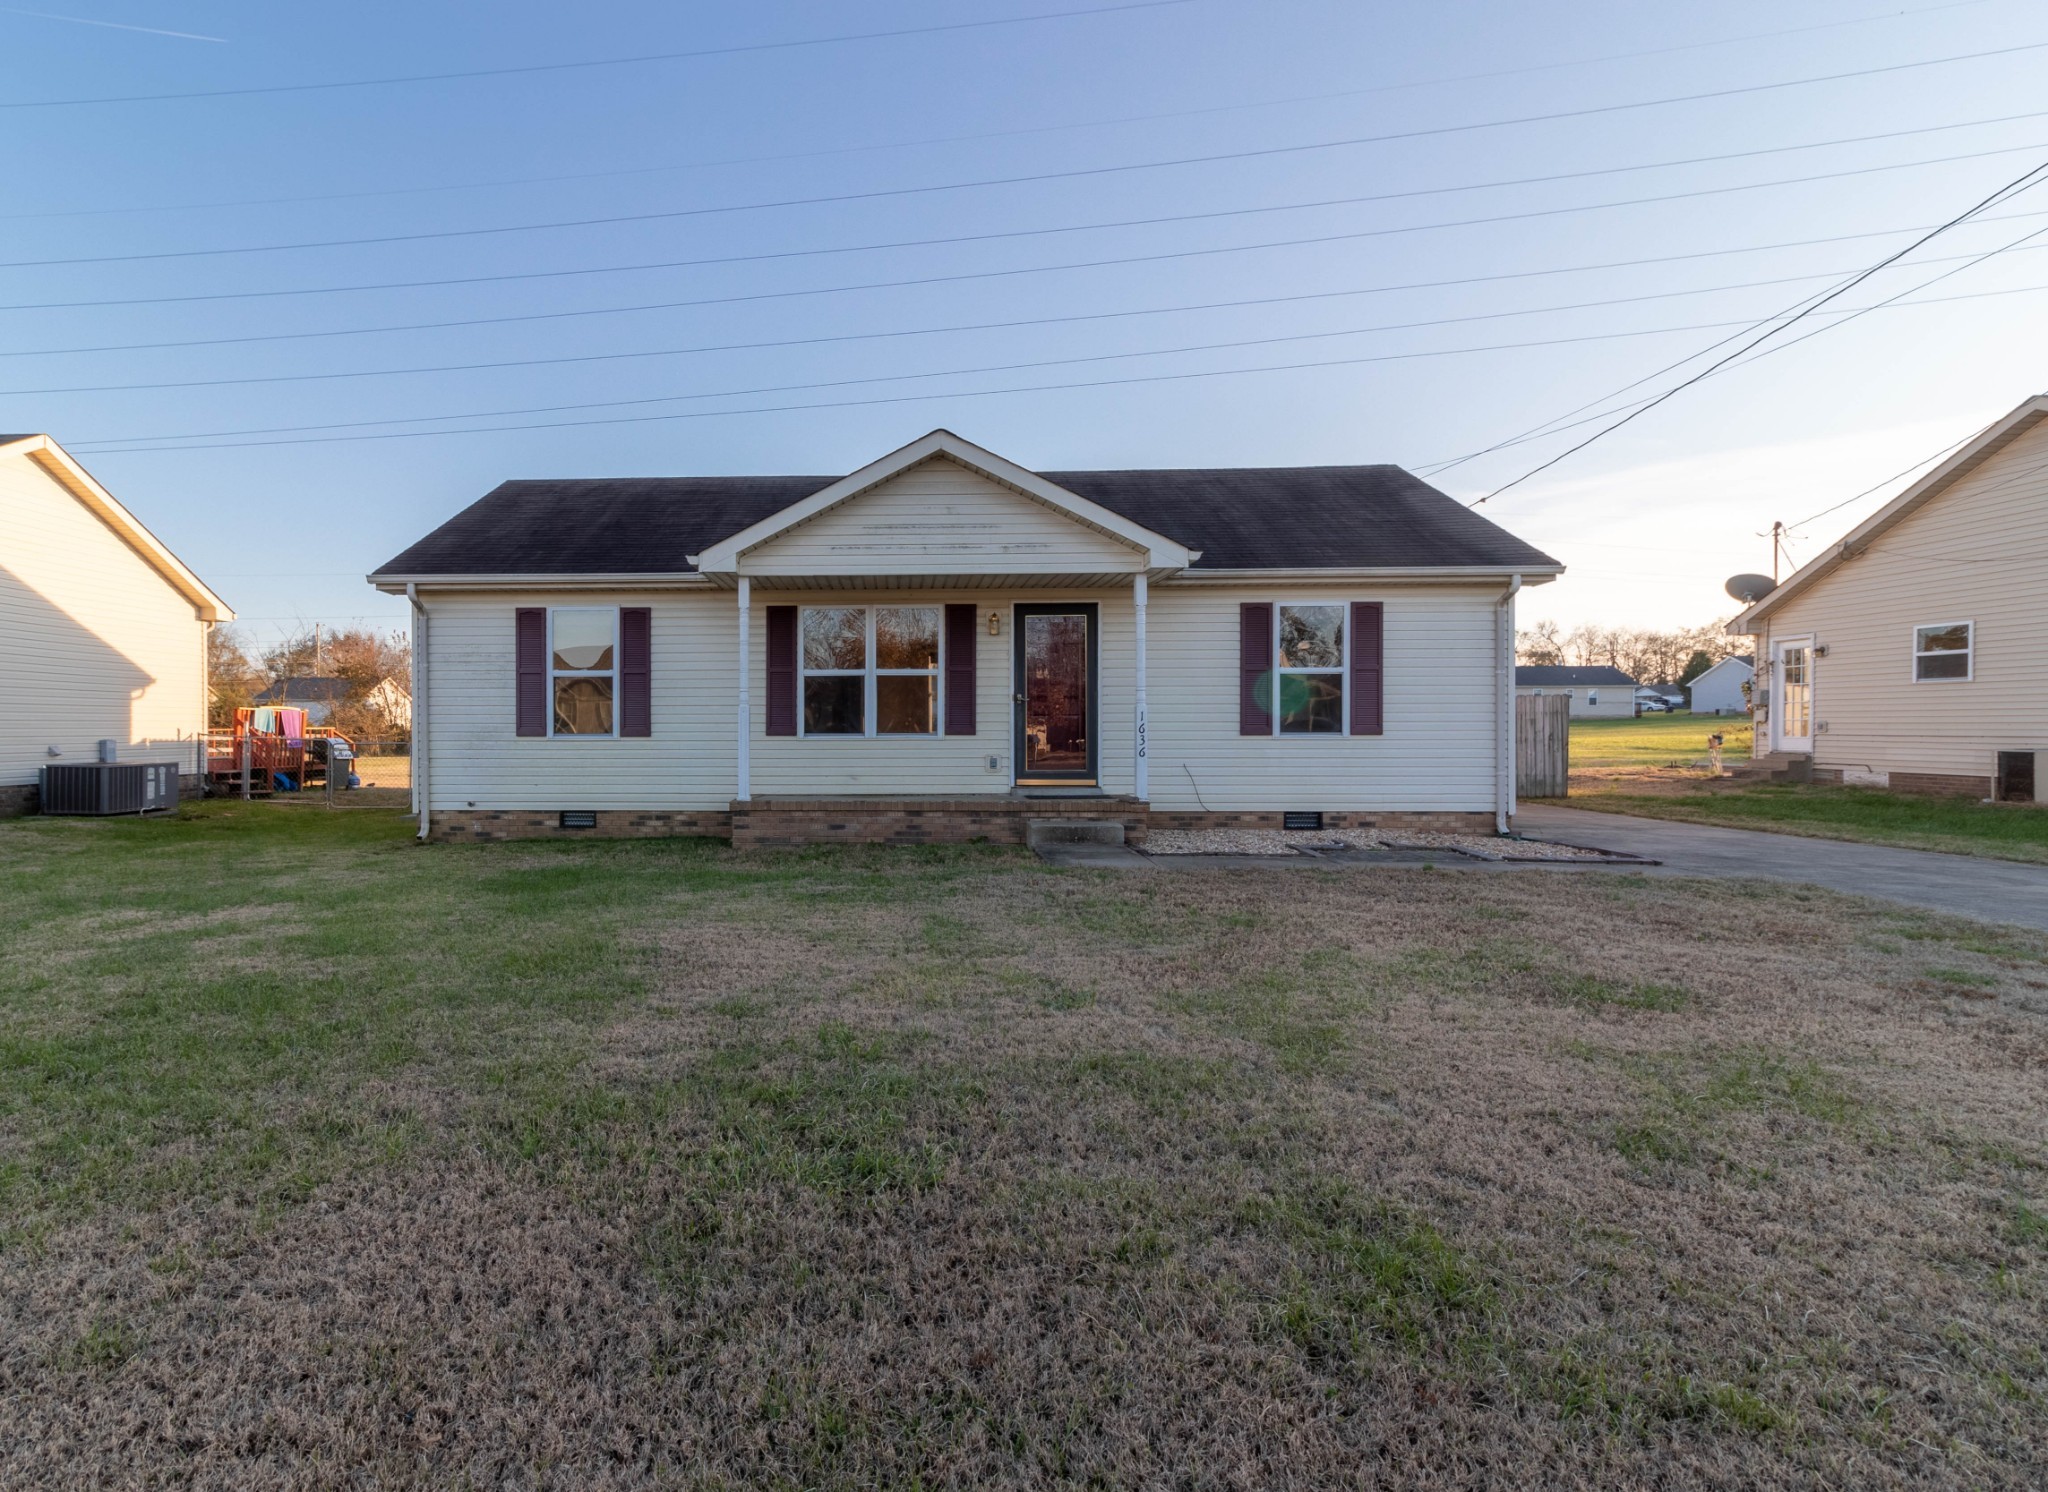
[
  {"left": 1565, "top": 714, "right": 2048, "bottom": 864},
  {"left": 3, "top": 804, "right": 2045, "bottom": 1488}
]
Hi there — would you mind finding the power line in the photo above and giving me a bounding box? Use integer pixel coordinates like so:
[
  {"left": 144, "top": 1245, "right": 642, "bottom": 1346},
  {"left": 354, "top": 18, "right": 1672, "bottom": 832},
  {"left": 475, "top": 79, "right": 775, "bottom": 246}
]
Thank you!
[
  {"left": 10, "top": 40, "right": 2048, "bottom": 273},
  {"left": 17, "top": 140, "right": 2048, "bottom": 322},
  {"left": 17, "top": 122, "right": 2048, "bottom": 360},
  {"left": 65, "top": 279, "right": 2048, "bottom": 456},
  {"left": 59, "top": 250, "right": 2048, "bottom": 439},
  {"left": 0, "top": 0, "right": 1196, "bottom": 110},
  {"left": 1784, "top": 425, "right": 1991, "bottom": 534},
  {"left": 1468, "top": 153, "right": 2048, "bottom": 504},
  {"left": 0, "top": 0, "right": 2006, "bottom": 223}
]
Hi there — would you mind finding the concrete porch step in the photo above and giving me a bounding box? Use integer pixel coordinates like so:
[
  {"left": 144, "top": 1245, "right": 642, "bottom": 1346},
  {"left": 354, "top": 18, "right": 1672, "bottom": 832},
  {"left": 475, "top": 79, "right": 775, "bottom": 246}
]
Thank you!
[
  {"left": 1025, "top": 818, "right": 1126, "bottom": 848},
  {"left": 1725, "top": 751, "right": 1812, "bottom": 784}
]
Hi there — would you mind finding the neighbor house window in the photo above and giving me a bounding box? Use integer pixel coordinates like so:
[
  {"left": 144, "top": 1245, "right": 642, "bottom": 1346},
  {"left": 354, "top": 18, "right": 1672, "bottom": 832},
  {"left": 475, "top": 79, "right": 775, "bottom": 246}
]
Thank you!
[
  {"left": 551, "top": 607, "right": 617, "bottom": 735},
  {"left": 1275, "top": 603, "right": 1345, "bottom": 733},
  {"left": 800, "top": 606, "right": 940, "bottom": 735},
  {"left": 1913, "top": 621, "right": 1973, "bottom": 682}
]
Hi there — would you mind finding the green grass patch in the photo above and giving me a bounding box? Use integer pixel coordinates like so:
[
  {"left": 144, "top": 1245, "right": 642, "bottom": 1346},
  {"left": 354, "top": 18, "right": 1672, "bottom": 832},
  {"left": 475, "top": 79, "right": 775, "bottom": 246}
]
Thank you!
[
  {"left": 1571, "top": 784, "right": 2048, "bottom": 865},
  {"left": 1554, "top": 975, "right": 1691, "bottom": 1012},
  {"left": 1569, "top": 712, "right": 1752, "bottom": 775}
]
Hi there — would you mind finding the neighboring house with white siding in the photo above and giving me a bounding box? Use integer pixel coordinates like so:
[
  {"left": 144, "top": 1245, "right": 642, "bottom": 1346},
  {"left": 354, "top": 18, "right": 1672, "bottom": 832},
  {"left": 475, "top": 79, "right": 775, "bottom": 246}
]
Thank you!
[
  {"left": 1513, "top": 665, "right": 1637, "bottom": 718},
  {"left": 0, "top": 434, "right": 232, "bottom": 814},
  {"left": 1687, "top": 655, "right": 1753, "bottom": 716},
  {"left": 1730, "top": 392, "right": 2048, "bottom": 799},
  {"left": 370, "top": 430, "right": 1561, "bottom": 844}
]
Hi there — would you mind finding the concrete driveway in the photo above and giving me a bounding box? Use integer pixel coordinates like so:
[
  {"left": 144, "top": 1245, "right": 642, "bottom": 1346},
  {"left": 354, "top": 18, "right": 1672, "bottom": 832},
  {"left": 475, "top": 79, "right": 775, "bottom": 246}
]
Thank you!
[{"left": 1518, "top": 803, "right": 2048, "bottom": 931}]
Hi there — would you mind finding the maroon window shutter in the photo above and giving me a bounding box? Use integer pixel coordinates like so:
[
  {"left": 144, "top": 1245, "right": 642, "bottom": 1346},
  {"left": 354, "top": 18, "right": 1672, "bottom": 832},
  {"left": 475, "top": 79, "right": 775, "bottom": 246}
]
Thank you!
[
  {"left": 765, "top": 605, "right": 798, "bottom": 736},
  {"left": 943, "top": 603, "right": 977, "bottom": 735},
  {"left": 620, "top": 607, "right": 652, "bottom": 737},
  {"left": 1350, "top": 601, "right": 1384, "bottom": 736},
  {"left": 515, "top": 607, "right": 547, "bottom": 737},
  {"left": 1239, "top": 602, "right": 1273, "bottom": 735}
]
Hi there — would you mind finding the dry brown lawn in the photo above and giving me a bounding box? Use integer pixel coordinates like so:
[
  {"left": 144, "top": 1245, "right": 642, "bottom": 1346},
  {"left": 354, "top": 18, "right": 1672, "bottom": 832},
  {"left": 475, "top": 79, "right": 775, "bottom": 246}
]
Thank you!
[{"left": 2, "top": 804, "right": 2045, "bottom": 1488}]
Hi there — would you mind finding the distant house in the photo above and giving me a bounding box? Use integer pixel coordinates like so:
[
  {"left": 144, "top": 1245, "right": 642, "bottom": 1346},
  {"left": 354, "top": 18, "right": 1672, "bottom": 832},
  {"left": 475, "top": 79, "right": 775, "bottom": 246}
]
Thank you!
[
  {"left": 1689, "top": 655, "right": 1753, "bottom": 716},
  {"left": 1514, "top": 665, "right": 1637, "bottom": 718},
  {"left": 1731, "top": 392, "right": 2048, "bottom": 798},
  {"left": 253, "top": 674, "right": 412, "bottom": 730},
  {"left": 1636, "top": 684, "right": 1686, "bottom": 710},
  {"left": 1, "top": 434, "right": 233, "bottom": 815}
]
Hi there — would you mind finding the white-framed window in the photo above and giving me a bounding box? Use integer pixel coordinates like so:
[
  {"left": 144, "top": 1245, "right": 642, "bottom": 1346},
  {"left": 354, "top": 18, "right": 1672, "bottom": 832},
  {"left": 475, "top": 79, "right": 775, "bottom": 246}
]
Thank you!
[
  {"left": 550, "top": 607, "right": 617, "bottom": 736},
  {"left": 1586, "top": 690, "right": 1600, "bottom": 706},
  {"left": 1273, "top": 602, "right": 1346, "bottom": 734},
  {"left": 1912, "top": 620, "right": 1973, "bottom": 682},
  {"left": 799, "top": 605, "right": 941, "bottom": 736}
]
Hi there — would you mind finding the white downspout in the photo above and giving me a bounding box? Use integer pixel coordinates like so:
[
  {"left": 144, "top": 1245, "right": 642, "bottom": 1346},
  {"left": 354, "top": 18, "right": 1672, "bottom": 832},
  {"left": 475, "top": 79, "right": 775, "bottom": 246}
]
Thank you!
[
  {"left": 1496, "top": 575, "right": 1521, "bottom": 835},
  {"left": 1132, "top": 572, "right": 1148, "bottom": 803},
  {"left": 735, "top": 576, "right": 751, "bottom": 803},
  {"left": 407, "top": 583, "right": 429, "bottom": 841}
]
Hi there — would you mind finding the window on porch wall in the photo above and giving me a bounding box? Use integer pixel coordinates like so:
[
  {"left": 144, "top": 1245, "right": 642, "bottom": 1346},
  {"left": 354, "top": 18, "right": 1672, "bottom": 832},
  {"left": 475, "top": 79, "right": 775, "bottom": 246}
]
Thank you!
[{"left": 799, "top": 606, "right": 940, "bottom": 735}]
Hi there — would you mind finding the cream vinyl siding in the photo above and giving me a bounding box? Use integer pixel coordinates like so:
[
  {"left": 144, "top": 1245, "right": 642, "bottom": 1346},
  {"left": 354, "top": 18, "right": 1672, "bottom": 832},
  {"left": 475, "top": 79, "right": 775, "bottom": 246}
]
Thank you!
[
  {"left": 1512, "top": 685, "right": 1634, "bottom": 719},
  {"left": 1146, "top": 583, "right": 1501, "bottom": 813},
  {"left": 0, "top": 448, "right": 206, "bottom": 786},
  {"left": 749, "top": 588, "right": 1134, "bottom": 796},
  {"left": 421, "top": 589, "right": 735, "bottom": 812},
  {"left": 1754, "top": 419, "right": 2048, "bottom": 778},
  {"left": 739, "top": 457, "right": 1143, "bottom": 578}
]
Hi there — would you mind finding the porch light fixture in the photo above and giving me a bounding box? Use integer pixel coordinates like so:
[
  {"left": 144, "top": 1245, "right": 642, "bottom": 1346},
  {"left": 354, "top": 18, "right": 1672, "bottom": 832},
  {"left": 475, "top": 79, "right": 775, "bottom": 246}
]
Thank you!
[{"left": 987, "top": 610, "right": 1001, "bottom": 636}]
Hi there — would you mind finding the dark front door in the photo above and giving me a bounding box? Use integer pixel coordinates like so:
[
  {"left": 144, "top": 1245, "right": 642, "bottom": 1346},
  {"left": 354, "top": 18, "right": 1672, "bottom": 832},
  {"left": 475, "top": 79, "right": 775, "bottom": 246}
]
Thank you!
[{"left": 1014, "top": 603, "right": 1098, "bottom": 785}]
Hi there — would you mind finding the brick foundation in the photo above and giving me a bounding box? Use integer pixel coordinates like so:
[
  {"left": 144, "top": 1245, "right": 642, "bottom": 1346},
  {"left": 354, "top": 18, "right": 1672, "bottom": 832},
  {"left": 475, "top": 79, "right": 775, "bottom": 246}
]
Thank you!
[
  {"left": 1885, "top": 771, "right": 1993, "bottom": 799},
  {"left": 0, "top": 782, "right": 35, "bottom": 818},
  {"left": 430, "top": 809, "right": 732, "bottom": 843},
  {"left": 420, "top": 799, "right": 1502, "bottom": 847},
  {"left": 1145, "top": 808, "right": 1498, "bottom": 835},
  {"left": 731, "top": 796, "right": 1149, "bottom": 849}
]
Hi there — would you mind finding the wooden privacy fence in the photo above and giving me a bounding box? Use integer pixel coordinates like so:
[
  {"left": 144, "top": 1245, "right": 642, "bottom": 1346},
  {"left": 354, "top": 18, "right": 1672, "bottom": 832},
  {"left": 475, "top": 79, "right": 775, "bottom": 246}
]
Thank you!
[{"left": 1516, "top": 693, "right": 1570, "bottom": 799}]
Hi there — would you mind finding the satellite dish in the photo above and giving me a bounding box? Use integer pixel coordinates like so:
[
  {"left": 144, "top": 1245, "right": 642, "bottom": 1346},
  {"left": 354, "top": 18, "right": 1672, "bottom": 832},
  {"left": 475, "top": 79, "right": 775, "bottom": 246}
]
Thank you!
[{"left": 1725, "top": 573, "right": 1777, "bottom": 603}]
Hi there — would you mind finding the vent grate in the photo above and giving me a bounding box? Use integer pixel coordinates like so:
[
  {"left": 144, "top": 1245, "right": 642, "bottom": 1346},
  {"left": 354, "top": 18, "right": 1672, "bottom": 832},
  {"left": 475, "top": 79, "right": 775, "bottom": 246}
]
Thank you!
[
  {"left": 559, "top": 811, "right": 597, "bottom": 830},
  {"left": 1282, "top": 810, "right": 1324, "bottom": 831},
  {"left": 1997, "top": 751, "right": 2035, "bottom": 804}
]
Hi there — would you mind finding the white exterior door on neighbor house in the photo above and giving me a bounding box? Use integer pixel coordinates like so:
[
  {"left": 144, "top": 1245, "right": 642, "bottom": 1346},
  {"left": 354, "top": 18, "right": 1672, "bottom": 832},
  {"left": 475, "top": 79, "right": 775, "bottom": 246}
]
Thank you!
[{"left": 1772, "top": 637, "right": 1813, "bottom": 752}]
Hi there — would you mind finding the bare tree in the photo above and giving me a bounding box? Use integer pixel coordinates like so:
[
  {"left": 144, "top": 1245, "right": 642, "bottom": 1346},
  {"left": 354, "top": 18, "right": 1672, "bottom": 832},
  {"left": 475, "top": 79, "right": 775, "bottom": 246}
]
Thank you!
[{"left": 1517, "top": 618, "right": 1742, "bottom": 682}]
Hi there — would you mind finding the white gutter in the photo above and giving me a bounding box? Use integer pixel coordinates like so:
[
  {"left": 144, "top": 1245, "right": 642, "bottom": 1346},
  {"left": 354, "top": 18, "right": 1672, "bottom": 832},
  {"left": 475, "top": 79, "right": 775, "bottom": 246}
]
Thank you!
[
  {"left": 407, "top": 583, "right": 429, "bottom": 842},
  {"left": 1496, "top": 575, "right": 1522, "bottom": 835}
]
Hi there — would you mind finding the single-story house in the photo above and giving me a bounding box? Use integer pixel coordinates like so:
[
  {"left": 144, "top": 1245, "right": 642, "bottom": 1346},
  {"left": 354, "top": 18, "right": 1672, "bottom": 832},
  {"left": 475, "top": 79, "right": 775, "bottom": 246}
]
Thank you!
[
  {"left": 1730, "top": 391, "right": 2048, "bottom": 798},
  {"left": 0, "top": 434, "right": 232, "bottom": 814},
  {"left": 369, "top": 430, "right": 1561, "bottom": 844},
  {"left": 1688, "top": 655, "right": 1753, "bottom": 716},
  {"left": 253, "top": 674, "right": 412, "bottom": 730},
  {"left": 1513, "top": 665, "right": 1637, "bottom": 718}
]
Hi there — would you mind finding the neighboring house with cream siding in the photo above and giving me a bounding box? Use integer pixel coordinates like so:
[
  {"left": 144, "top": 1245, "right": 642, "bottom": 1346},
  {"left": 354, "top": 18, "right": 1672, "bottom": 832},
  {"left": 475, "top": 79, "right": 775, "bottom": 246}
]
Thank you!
[
  {"left": 0, "top": 434, "right": 232, "bottom": 814},
  {"left": 1731, "top": 393, "right": 2048, "bottom": 799},
  {"left": 370, "top": 430, "right": 1560, "bottom": 844}
]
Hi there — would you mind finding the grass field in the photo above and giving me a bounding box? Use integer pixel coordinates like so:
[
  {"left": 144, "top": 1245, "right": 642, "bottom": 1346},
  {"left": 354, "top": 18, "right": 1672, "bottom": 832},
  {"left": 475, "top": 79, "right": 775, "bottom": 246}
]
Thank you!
[
  {"left": 1564, "top": 715, "right": 2048, "bottom": 863},
  {"left": 1569, "top": 712, "right": 1753, "bottom": 779},
  {"left": 4, "top": 803, "right": 2046, "bottom": 1488}
]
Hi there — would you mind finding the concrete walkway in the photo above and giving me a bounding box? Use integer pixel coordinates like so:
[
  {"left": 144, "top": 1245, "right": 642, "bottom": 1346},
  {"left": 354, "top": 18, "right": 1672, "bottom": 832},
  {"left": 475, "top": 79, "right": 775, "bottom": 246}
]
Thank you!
[{"left": 1518, "top": 803, "right": 2048, "bottom": 931}]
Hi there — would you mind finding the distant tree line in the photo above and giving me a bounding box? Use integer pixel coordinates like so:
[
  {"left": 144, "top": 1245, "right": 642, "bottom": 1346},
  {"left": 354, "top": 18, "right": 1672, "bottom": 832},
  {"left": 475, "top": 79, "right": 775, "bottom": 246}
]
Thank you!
[
  {"left": 207, "top": 624, "right": 412, "bottom": 743},
  {"left": 1515, "top": 618, "right": 1743, "bottom": 686}
]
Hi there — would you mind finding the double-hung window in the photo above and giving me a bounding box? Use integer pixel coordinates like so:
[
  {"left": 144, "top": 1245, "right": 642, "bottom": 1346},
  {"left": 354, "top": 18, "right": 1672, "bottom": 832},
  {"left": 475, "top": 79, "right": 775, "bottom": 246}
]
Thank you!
[
  {"left": 1912, "top": 620, "right": 1973, "bottom": 681},
  {"left": 1274, "top": 603, "right": 1346, "bottom": 733},
  {"left": 800, "top": 605, "right": 941, "bottom": 735},
  {"left": 551, "top": 607, "right": 617, "bottom": 735}
]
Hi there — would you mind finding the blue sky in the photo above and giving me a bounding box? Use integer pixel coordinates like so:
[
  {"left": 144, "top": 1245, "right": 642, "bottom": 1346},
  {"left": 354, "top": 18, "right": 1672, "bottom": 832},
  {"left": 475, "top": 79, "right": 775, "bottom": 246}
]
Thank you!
[{"left": 7, "top": 0, "right": 2048, "bottom": 641}]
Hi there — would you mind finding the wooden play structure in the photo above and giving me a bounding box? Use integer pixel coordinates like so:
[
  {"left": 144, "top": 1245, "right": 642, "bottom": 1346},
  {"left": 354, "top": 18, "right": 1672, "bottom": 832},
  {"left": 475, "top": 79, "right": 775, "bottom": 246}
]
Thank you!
[{"left": 202, "top": 707, "right": 357, "bottom": 797}]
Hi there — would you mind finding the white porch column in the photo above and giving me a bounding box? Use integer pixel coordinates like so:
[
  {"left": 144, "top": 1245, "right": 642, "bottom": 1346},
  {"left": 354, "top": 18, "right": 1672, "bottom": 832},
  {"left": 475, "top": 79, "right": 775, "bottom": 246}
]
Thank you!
[
  {"left": 735, "top": 576, "right": 751, "bottom": 802},
  {"left": 1133, "top": 572, "right": 1149, "bottom": 802}
]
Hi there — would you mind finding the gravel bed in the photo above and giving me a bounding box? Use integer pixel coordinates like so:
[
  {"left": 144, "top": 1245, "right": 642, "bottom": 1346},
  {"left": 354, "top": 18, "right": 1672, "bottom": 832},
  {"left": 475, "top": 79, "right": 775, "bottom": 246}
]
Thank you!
[{"left": 1142, "top": 827, "right": 1618, "bottom": 860}]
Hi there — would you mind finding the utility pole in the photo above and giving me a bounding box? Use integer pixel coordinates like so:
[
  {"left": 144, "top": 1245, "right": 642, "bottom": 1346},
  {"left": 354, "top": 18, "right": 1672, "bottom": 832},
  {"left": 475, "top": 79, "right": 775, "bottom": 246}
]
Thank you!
[
  {"left": 1769, "top": 521, "right": 1785, "bottom": 583},
  {"left": 313, "top": 622, "right": 322, "bottom": 673}
]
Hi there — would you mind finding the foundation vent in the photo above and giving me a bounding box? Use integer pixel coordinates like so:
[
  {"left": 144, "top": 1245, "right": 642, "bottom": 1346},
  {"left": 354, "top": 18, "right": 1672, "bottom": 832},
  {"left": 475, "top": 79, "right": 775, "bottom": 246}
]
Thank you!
[
  {"left": 560, "top": 811, "right": 598, "bottom": 829},
  {"left": 1282, "top": 810, "right": 1325, "bottom": 831}
]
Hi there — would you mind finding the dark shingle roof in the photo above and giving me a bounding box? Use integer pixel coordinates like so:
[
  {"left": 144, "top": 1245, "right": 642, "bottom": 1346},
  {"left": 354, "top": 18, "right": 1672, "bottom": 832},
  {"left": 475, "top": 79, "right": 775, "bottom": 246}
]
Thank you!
[
  {"left": 255, "top": 676, "right": 354, "bottom": 704},
  {"left": 372, "top": 464, "right": 1558, "bottom": 576},
  {"left": 1516, "top": 666, "right": 1636, "bottom": 687}
]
